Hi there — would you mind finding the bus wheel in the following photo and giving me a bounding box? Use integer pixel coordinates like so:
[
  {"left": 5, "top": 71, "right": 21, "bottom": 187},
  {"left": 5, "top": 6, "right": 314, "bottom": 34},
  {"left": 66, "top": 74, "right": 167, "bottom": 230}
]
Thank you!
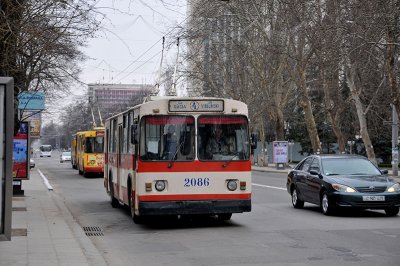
[
  {"left": 133, "top": 213, "right": 143, "bottom": 224},
  {"left": 129, "top": 190, "right": 143, "bottom": 224},
  {"left": 128, "top": 187, "right": 135, "bottom": 219},
  {"left": 109, "top": 178, "right": 119, "bottom": 208},
  {"left": 217, "top": 213, "right": 232, "bottom": 221}
]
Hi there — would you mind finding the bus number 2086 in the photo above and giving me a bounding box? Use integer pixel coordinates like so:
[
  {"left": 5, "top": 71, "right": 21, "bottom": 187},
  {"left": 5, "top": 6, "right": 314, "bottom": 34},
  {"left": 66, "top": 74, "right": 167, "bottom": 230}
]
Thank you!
[{"left": 184, "top": 178, "right": 210, "bottom": 187}]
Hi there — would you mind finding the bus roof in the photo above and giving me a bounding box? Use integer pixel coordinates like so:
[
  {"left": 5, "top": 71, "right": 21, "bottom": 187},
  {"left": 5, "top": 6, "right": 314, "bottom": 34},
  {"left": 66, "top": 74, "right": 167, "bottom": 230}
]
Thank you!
[
  {"left": 75, "top": 127, "right": 105, "bottom": 137},
  {"left": 105, "top": 96, "right": 248, "bottom": 122}
]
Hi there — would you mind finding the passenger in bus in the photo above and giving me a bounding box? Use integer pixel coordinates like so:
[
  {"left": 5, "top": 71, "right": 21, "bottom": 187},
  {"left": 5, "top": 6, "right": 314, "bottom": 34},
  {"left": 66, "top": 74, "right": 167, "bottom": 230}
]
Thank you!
[
  {"left": 163, "top": 125, "right": 177, "bottom": 160},
  {"left": 206, "top": 127, "right": 229, "bottom": 158}
]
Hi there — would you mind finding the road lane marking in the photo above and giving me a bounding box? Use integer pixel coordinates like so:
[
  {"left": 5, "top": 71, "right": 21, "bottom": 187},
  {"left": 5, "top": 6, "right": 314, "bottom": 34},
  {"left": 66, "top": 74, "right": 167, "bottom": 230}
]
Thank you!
[
  {"left": 37, "top": 168, "right": 54, "bottom": 191},
  {"left": 252, "top": 183, "right": 286, "bottom": 191}
]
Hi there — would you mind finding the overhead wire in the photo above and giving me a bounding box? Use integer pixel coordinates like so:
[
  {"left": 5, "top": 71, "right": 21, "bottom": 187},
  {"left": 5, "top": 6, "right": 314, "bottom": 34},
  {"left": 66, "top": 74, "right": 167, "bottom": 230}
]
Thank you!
[{"left": 106, "top": 5, "right": 193, "bottom": 84}]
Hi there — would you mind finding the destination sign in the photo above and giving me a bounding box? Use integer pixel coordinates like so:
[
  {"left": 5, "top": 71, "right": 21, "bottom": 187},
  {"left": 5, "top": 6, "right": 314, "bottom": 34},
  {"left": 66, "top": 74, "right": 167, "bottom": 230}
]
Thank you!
[{"left": 169, "top": 100, "right": 224, "bottom": 112}]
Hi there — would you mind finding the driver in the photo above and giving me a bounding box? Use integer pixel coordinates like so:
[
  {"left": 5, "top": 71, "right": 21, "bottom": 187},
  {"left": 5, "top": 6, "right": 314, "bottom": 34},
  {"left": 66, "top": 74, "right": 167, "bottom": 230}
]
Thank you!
[{"left": 206, "top": 127, "right": 229, "bottom": 158}]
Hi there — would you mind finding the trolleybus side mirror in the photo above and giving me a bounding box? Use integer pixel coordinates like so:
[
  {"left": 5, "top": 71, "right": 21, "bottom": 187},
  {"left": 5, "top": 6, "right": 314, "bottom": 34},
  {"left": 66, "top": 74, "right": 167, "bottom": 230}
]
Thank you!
[
  {"left": 250, "top": 133, "right": 257, "bottom": 149},
  {"left": 130, "top": 124, "right": 138, "bottom": 144}
]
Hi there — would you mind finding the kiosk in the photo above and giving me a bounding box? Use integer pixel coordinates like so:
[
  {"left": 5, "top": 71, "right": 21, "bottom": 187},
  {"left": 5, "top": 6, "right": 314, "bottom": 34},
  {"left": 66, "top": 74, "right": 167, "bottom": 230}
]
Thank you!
[{"left": 0, "top": 77, "right": 14, "bottom": 241}]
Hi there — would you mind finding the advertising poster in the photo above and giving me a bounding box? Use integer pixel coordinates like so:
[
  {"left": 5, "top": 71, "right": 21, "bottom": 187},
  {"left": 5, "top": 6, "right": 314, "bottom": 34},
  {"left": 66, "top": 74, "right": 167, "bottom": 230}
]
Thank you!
[
  {"left": 272, "top": 141, "right": 289, "bottom": 164},
  {"left": 22, "top": 110, "right": 41, "bottom": 138},
  {"left": 12, "top": 122, "right": 29, "bottom": 180}
]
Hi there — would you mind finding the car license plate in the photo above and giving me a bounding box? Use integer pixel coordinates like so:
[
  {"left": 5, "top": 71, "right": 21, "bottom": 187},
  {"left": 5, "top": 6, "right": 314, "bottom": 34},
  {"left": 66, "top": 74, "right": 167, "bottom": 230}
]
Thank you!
[{"left": 362, "top": 196, "right": 385, "bottom": 201}]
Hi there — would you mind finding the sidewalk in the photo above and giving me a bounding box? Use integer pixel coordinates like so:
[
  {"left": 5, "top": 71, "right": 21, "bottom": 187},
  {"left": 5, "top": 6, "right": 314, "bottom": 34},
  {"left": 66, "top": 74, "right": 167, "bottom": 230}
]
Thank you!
[{"left": 0, "top": 168, "right": 107, "bottom": 266}]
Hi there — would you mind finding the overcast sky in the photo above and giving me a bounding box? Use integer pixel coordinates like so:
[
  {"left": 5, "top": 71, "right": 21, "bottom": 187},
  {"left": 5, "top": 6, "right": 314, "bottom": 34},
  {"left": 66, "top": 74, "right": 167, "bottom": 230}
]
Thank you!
[
  {"left": 44, "top": 0, "right": 186, "bottom": 123},
  {"left": 81, "top": 0, "right": 186, "bottom": 85}
]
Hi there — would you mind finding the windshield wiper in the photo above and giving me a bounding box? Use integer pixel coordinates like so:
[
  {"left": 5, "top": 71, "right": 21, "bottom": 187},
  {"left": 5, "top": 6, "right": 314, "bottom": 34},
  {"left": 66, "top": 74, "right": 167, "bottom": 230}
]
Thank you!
[
  {"left": 167, "top": 139, "right": 185, "bottom": 168},
  {"left": 222, "top": 153, "right": 240, "bottom": 168}
]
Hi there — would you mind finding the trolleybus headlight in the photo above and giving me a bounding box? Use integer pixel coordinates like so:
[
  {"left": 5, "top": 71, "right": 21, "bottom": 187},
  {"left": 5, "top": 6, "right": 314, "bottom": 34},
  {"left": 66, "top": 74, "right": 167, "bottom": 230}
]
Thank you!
[
  {"left": 155, "top": 180, "right": 166, "bottom": 192},
  {"left": 227, "top": 180, "right": 238, "bottom": 191}
]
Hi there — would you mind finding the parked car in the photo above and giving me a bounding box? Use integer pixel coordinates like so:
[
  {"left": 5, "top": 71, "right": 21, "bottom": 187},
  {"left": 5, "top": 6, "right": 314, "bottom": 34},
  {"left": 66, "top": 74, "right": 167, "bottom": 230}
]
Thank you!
[
  {"left": 60, "top": 151, "right": 71, "bottom": 163},
  {"left": 286, "top": 154, "right": 400, "bottom": 216},
  {"left": 30, "top": 158, "right": 35, "bottom": 169}
]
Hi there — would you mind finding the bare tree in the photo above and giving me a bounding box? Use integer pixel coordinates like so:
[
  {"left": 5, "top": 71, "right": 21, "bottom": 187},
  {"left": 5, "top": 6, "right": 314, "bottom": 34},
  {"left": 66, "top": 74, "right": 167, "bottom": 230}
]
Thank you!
[{"left": 0, "top": 0, "right": 101, "bottom": 131}]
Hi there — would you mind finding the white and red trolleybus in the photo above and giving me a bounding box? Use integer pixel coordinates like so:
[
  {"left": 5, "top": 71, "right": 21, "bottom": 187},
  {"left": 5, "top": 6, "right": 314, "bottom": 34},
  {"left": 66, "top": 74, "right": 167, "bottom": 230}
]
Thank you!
[{"left": 104, "top": 96, "right": 255, "bottom": 223}]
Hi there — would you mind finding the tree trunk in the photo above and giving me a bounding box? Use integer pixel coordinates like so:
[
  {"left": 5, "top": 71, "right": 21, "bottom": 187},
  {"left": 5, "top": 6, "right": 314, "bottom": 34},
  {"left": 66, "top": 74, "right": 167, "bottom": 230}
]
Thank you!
[
  {"left": 346, "top": 67, "right": 377, "bottom": 165},
  {"left": 321, "top": 70, "right": 346, "bottom": 153},
  {"left": 274, "top": 107, "right": 285, "bottom": 140},
  {"left": 298, "top": 67, "right": 321, "bottom": 153}
]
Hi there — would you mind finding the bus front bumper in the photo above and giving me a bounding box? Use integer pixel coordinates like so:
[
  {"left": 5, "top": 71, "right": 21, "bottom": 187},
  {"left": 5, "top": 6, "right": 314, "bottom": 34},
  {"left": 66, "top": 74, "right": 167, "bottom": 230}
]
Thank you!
[
  {"left": 138, "top": 199, "right": 251, "bottom": 216},
  {"left": 84, "top": 167, "right": 103, "bottom": 173}
]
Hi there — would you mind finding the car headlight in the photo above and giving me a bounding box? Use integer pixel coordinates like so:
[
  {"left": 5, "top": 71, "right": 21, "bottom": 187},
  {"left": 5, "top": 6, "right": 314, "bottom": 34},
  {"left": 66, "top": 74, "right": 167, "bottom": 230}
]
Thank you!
[
  {"left": 332, "top": 184, "right": 356, "bottom": 193},
  {"left": 387, "top": 183, "right": 400, "bottom": 193},
  {"left": 155, "top": 180, "right": 166, "bottom": 192}
]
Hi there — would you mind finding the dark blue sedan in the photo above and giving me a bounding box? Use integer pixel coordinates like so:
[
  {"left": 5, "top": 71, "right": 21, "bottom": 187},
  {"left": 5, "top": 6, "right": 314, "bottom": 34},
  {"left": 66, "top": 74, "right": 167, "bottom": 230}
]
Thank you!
[{"left": 286, "top": 154, "right": 400, "bottom": 216}]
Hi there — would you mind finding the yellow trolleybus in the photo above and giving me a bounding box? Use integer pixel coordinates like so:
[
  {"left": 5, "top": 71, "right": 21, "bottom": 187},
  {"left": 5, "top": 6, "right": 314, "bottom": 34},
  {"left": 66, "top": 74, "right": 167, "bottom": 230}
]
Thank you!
[{"left": 76, "top": 127, "right": 105, "bottom": 177}]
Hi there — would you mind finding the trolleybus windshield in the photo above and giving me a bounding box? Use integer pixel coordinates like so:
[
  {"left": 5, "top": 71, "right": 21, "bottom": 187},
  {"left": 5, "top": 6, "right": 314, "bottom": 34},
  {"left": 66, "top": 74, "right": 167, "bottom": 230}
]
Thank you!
[
  {"left": 198, "top": 115, "right": 250, "bottom": 161},
  {"left": 85, "top": 136, "right": 104, "bottom": 153},
  {"left": 140, "top": 115, "right": 195, "bottom": 161}
]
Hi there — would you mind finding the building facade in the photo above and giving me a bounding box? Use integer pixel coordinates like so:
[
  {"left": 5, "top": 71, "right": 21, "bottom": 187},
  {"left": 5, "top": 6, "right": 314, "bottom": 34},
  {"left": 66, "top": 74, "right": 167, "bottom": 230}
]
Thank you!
[
  {"left": 88, "top": 83, "right": 153, "bottom": 107},
  {"left": 186, "top": 0, "right": 243, "bottom": 97}
]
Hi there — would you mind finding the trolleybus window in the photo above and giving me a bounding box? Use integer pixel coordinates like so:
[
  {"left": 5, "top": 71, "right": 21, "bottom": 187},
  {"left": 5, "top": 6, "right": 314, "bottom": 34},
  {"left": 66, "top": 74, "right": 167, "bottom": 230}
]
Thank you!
[
  {"left": 140, "top": 116, "right": 195, "bottom": 161},
  {"left": 85, "top": 136, "right": 104, "bottom": 153},
  {"left": 198, "top": 115, "right": 250, "bottom": 161}
]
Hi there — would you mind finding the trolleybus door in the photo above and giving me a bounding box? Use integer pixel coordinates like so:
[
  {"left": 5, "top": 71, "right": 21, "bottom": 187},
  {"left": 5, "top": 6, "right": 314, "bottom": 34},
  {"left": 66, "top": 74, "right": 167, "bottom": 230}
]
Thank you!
[{"left": 118, "top": 125, "right": 123, "bottom": 195}]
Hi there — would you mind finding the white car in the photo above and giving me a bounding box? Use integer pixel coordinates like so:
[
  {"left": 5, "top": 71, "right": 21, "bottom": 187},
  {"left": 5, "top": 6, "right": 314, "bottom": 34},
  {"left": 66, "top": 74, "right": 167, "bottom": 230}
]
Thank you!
[
  {"left": 30, "top": 158, "right": 35, "bottom": 169},
  {"left": 60, "top": 152, "right": 71, "bottom": 163}
]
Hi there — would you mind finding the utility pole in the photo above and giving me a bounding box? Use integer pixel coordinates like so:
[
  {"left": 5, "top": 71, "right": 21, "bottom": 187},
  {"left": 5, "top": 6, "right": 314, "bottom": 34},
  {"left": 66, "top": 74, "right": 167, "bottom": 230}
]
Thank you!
[{"left": 391, "top": 104, "right": 398, "bottom": 176}]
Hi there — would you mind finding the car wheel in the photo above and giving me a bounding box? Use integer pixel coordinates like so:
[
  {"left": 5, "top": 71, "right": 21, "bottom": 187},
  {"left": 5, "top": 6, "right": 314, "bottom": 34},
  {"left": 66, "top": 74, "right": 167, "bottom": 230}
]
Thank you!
[
  {"left": 321, "top": 192, "right": 335, "bottom": 215},
  {"left": 291, "top": 187, "right": 304, "bottom": 209},
  {"left": 384, "top": 207, "right": 399, "bottom": 216}
]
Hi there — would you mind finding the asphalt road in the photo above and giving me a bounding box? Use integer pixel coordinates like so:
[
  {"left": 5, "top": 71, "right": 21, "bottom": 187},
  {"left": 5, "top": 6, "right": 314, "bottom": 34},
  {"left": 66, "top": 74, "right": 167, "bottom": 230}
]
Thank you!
[{"left": 34, "top": 152, "right": 400, "bottom": 266}]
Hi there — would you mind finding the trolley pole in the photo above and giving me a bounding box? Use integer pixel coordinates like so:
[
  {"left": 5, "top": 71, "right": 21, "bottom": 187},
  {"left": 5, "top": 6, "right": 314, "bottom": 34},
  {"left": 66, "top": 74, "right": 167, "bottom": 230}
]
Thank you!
[{"left": 391, "top": 104, "right": 398, "bottom": 176}]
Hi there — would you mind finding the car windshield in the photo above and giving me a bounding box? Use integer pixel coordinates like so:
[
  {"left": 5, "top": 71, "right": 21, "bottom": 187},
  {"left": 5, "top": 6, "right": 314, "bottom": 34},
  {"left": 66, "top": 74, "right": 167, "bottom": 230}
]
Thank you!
[
  {"left": 321, "top": 158, "right": 382, "bottom": 176},
  {"left": 62, "top": 152, "right": 71, "bottom": 156}
]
